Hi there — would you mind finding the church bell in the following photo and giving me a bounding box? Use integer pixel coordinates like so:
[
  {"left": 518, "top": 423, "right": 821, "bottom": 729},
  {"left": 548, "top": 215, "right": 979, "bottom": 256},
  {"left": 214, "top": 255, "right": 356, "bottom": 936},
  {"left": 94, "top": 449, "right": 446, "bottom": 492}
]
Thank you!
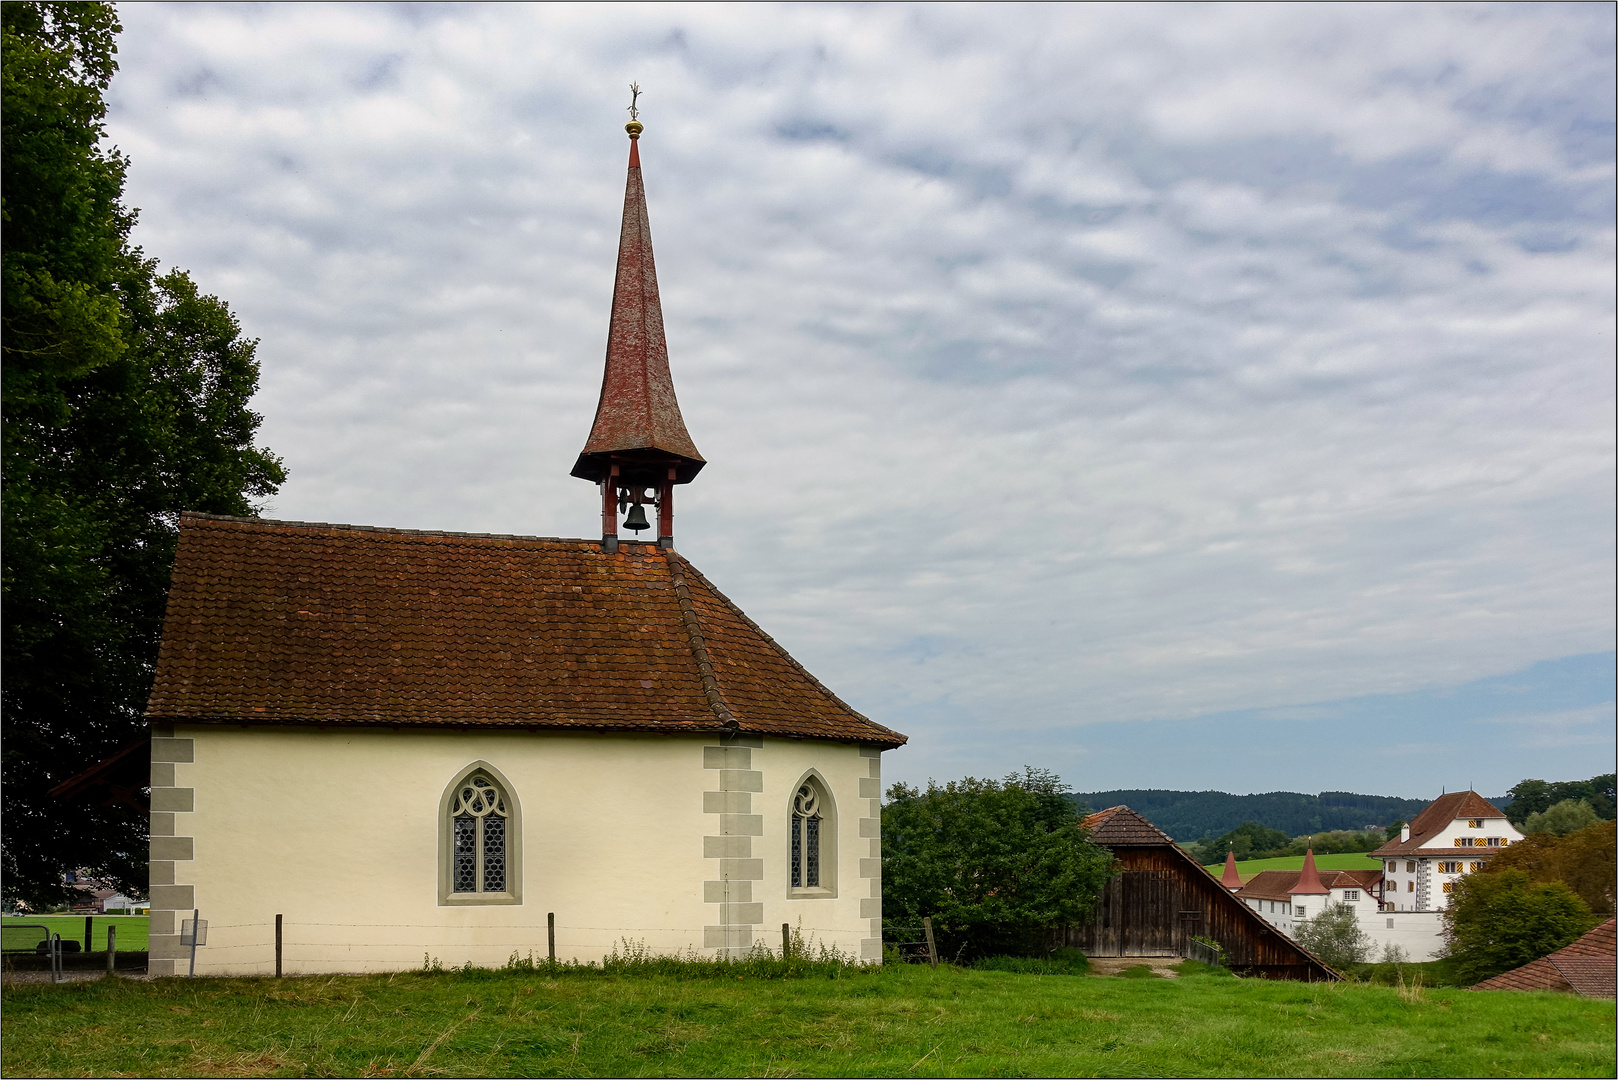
[{"left": 622, "top": 502, "right": 651, "bottom": 532}]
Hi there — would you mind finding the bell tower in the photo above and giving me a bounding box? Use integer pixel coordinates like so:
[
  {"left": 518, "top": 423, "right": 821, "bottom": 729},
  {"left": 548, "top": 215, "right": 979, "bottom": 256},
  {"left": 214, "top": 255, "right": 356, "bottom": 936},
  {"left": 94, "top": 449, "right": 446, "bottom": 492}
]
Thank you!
[{"left": 571, "top": 90, "right": 705, "bottom": 553}]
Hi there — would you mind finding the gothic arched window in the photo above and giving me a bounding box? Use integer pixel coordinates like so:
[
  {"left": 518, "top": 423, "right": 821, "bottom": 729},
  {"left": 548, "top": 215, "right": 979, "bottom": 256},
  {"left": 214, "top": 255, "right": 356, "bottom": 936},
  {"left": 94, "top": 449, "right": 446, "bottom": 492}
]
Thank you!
[
  {"left": 439, "top": 763, "right": 522, "bottom": 905},
  {"left": 791, "top": 783, "right": 822, "bottom": 888},
  {"left": 453, "top": 776, "right": 507, "bottom": 893},
  {"left": 789, "top": 775, "right": 837, "bottom": 896}
]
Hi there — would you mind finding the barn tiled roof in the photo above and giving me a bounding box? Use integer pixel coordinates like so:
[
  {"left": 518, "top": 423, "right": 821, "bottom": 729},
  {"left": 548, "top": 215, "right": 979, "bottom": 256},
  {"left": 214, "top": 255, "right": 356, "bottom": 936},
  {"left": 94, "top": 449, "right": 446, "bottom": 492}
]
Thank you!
[
  {"left": 1472, "top": 918, "right": 1616, "bottom": 997},
  {"left": 1082, "top": 805, "right": 1176, "bottom": 846},
  {"left": 145, "top": 514, "right": 905, "bottom": 747},
  {"left": 1235, "top": 868, "right": 1382, "bottom": 902},
  {"left": 1370, "top": 791, "right": 1509, "bottom": 857}
]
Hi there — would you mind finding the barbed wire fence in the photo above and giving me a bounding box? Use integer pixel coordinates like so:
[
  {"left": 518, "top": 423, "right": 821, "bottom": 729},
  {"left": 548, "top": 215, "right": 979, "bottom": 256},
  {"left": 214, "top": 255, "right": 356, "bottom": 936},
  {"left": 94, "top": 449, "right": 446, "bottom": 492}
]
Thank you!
[{"left": 139, "top": 915, "right": 898, "bottom": 976}]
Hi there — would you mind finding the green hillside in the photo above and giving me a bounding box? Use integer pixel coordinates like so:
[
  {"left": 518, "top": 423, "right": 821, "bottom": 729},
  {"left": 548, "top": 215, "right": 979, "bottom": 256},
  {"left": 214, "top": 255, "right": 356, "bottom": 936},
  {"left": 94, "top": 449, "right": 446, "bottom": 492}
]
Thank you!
[{"left": 1202, "top": 853, "right": 1383, "bottom": 878}]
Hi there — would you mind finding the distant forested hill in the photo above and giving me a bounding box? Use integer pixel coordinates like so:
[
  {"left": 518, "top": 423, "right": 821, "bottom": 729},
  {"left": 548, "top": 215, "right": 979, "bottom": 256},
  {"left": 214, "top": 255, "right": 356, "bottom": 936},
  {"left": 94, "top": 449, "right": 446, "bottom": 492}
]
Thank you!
[{"left": 1069, "top": 789, "right": 1499, "bottom": 843}]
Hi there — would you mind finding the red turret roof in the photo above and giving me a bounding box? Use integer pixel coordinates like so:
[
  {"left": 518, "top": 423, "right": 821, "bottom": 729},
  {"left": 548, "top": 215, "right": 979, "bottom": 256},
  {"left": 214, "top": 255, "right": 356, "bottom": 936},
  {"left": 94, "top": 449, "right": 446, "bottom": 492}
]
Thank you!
[
  {"left": 1293, "top": 849, "right": 1330, "bottom": 895},
  {"left": 1221, "top": 849, "right": 1243, "bottom": 889},
  {"left": 572, "top": 133, "right": 705, "bottom": 485}
]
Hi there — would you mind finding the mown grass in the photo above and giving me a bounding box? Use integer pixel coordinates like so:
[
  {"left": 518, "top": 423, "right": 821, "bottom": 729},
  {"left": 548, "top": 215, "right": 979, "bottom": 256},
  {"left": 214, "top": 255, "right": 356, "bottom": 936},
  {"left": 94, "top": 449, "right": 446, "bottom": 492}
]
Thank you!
[
  {"left": 1204, "top": 853, "right": 1383, "bottom": 878},
  {"left": 1, "top": 915, "right": 149, "bottom": 952},
  {"left": 2, "top": 959, "right": 1611, "bottom": 1077}
]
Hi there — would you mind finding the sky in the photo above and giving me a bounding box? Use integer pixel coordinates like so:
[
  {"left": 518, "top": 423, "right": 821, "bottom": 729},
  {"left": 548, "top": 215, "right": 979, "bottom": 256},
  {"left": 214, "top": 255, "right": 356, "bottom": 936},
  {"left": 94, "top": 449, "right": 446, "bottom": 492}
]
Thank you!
[{"left": 104, "top": 3, "right": 1615, "bottom": 801}]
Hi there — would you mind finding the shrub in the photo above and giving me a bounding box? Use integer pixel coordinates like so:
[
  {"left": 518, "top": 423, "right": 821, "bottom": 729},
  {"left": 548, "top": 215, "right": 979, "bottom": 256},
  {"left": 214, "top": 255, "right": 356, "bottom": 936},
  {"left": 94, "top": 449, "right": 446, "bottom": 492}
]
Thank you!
[{"left": 1293, "top": 902, "right": 1374, "bottom": 970}]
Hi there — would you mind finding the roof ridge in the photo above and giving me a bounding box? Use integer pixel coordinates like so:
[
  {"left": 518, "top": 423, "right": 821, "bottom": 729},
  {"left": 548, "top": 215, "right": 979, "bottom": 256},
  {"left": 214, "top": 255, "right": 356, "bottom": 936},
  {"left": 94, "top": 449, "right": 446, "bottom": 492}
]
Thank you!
[
  {"left": 671, "top": 554, "right": 905, "bottom": 745},
  {"left": 665, "top": 552, "right": 738, "bottom": 731},
  {"left": 179, "top": 512, "right": 592, "bottom": 546}
]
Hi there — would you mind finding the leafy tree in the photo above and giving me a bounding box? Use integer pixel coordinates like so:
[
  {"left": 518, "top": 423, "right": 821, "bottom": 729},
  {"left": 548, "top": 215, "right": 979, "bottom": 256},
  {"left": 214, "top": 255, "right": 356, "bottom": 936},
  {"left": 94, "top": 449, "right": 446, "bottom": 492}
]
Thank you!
[
  {"left": 2, "top": 1, "right": 285, "bottom": 907},
  {"left": 1293, "top": 902, "right": 1373, "bottom": 970},
  {"left": 1443, "top": 870, "right": 1596, "bottom": 984},
  {"left": 1485, "top": 819, "right": 1615, "bottom": 916},
  {"left": 883, "top": 768, "right": 1116, "bottom": 961},
  {"left": 1207, "top": 821, "right": 1290, "bottom": 860},
  {"left": 1504, "top": 774, "right": 1616, "bottom": 827},
  {"left": 1385, "top": 819, "right": 1407, "bottom": 843},
  {"left": 1523, "top": 798, "right": 1600, "bottom": 837}
]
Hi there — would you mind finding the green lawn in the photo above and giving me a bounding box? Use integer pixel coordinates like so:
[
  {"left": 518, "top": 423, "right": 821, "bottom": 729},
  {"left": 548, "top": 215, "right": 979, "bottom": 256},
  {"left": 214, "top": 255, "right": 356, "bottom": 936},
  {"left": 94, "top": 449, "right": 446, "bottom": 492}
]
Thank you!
[
  {"left": 2, "top": 915, "right": 148, "bottom": 953},
  {"left": 1204, "top": 853, "right": 1383, "bottom": 879},
  {"left": 2, "top": 961, "right": 1611, "bottom": 1077}
]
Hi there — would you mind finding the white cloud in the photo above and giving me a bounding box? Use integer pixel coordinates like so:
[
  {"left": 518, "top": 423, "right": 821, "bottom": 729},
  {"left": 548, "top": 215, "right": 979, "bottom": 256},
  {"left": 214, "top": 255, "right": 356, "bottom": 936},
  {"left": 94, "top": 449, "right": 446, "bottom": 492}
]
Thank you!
[{"left": 105, "top": 2, "right": 1615, "bottom": 791}]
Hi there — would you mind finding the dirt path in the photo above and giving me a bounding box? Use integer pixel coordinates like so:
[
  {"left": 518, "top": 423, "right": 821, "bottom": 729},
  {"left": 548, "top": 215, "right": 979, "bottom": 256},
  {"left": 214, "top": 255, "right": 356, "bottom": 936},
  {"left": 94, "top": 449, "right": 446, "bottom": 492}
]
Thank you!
[{"left": 1086, "top": 956, "right": 1183, "bottom": 978}]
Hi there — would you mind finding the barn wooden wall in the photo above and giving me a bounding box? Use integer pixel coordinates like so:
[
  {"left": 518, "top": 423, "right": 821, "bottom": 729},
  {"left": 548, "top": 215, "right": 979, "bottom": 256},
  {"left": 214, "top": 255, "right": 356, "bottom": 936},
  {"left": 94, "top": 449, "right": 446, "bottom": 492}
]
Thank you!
[{"left": 1064, "top": 847, "right": 1334, "bottom": 981}]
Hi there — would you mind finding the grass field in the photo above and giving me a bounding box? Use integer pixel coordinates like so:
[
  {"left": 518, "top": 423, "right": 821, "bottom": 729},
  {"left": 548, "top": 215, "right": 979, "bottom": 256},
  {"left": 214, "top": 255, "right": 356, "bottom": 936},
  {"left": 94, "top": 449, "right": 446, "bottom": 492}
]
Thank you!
[
  {"left": 2, "top": 960, "right": 1612, "bottom": 1077},
  {"left": 1, "top": 915, "right": 149, "bottom": 952},
  {"left": 1204, "top": 853, "right": 1383, "bottom": 879}
]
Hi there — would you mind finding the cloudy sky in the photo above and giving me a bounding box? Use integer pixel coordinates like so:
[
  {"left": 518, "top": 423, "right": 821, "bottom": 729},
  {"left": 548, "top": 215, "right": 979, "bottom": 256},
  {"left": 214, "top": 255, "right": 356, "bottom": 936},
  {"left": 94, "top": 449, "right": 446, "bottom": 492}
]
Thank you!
[{"left": 106, "top": 3, "right": 1615, "bottom": 801}]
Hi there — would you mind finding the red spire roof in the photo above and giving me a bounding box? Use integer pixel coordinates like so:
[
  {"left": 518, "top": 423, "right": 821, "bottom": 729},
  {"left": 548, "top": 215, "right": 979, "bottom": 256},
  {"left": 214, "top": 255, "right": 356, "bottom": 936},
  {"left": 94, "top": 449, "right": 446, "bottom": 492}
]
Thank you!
[
  {"left": 1293, "top": 849, "right": 1330, "bottom": 895},
  {"left": 1221, "top": 849, "right": 1243, "bottom": 890},
  {"left": 572, "top": 128, "right": 704, "bottom": 485}
]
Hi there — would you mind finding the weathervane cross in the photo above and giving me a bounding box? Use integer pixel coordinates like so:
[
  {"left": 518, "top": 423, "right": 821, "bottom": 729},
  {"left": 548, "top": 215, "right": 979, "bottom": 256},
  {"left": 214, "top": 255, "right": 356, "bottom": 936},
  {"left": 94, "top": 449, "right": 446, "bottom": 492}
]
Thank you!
[{"left": 628, "top": 82, "right": 641, "bottom": 121}]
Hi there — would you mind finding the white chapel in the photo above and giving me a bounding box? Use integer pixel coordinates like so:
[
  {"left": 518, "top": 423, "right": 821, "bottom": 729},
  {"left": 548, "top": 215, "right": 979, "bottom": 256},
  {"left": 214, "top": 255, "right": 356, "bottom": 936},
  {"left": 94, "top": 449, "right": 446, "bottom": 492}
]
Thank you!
[{"left": 142, "top": 116, "right": 905, "bottom": 977}]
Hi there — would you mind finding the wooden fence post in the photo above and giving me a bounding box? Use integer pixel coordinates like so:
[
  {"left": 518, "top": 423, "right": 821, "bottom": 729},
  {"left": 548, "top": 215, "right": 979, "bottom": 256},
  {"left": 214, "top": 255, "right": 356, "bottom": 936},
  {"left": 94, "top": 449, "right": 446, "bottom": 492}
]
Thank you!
[
  {"left": 106, "top": 926, "right": 117, "bottom": 976},
  {"left": 85, "top": 915, "right": 94, "bottom": 952},
  {"left": 782, "top": 922, "right": 791, "bottom": 960},
  {"left": 547, "top": 913, "right": 556, "bottom": 964},
  {"left": 922, "top": 917, "right": 938, "bottom": 968},
  {"left": 275, "top": 914, "right": 283, "bottom": 978}
]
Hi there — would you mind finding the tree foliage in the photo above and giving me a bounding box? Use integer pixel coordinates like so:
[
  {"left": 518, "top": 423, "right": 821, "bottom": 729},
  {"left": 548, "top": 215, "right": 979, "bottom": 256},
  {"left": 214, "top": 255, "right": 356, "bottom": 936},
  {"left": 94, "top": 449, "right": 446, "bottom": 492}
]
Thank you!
[
  {"left": 1293, "top": 903, "right": 1373, "bottom": 971},
  {"left": 882, "top": 768, "right": 1115, "bottom": 961},
  {"left": 1443, "top": 870, "right": 1596, "bottom": 985},
  {"left": 1484, "top": 819, "right": 1615, "bottom": 916},
  {"left": 1204, "top": 821, "right": 1290, "bottom": 861},
  {"left": 1504, "top": 774, "right": 1616, "bottom": 827},
  {"left": 1523, "top": 798, "right": 1601, "bottom": 837},
  {"left": 2, "top": 1, "right": 285, "bottom": 907}
]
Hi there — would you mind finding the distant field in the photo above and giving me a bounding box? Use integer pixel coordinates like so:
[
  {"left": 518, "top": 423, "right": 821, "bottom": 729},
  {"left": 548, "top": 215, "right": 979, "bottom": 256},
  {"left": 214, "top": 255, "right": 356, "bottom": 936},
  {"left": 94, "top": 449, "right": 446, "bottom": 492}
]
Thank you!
[
  {"left": 3, "top": 960, "right": 1612, "bottom": 1077},
  {"left": 1204, "top": 852, "right": 1382, "bottom": 879},
  {"left": 2, "top": 915, "right": 148, "bottom": 952}
]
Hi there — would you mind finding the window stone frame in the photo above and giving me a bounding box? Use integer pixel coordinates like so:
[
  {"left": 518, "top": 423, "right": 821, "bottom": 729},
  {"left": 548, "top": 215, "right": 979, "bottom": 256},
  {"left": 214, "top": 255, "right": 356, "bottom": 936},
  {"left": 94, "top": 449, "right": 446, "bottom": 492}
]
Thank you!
[
  {"left": 788, "top": 769, "right": 837, "bottom": 899},
  {"left": 439, "top": 760, "right": 523, "bottom": 906}
]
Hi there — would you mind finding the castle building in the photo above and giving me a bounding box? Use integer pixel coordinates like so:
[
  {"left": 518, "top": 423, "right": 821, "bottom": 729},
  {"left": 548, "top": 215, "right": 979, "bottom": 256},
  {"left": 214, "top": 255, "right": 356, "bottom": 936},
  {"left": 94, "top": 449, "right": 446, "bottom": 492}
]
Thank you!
[
  {"left": 1371, "top": 790, "right": 1523, "bottom": 911},
  {"left": 141, "top": 117, "right": 904, "bottom": 976}
]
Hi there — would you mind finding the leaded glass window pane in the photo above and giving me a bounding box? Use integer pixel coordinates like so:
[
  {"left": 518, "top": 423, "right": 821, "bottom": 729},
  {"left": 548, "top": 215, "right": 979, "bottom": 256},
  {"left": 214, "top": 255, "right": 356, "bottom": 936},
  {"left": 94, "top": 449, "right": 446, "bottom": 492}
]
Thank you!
[
  {"left": 806, "top": 815, "right": 820, "bottom": 888},
  {"left": 791, "top": 817, "right": 803, "bottom": 888},
  {"left": 482, "top": 817, "right": 506, "bottom": 892},
  {"left": 453, "top": 815, "right": 477, "bottom": 892}
]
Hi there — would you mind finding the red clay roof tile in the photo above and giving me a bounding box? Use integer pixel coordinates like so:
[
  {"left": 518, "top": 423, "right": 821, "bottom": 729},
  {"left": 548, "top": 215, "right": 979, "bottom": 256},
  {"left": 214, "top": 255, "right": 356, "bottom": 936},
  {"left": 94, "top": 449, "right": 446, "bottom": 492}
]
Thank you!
[{"left": 145, "top": 514, "right": 904, "bottom": 747}]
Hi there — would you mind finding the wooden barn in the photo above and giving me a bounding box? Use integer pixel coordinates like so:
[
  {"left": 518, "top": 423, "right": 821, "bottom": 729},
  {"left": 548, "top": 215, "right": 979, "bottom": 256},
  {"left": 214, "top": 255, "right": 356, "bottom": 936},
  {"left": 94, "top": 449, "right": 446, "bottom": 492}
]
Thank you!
[{"left": 1066, "top": 806, "right": 1338, "bottom": 981}]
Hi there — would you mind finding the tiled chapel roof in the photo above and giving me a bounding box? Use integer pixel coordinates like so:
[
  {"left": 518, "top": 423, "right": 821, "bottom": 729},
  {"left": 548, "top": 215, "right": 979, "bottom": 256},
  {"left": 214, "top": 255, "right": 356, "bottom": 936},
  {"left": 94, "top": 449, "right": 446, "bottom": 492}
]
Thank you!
[
  {"left": 1370, "top": 790, "right": 1509, "bottom": 857},
  {"left": 1472, "top": 918, "right": 1616, "bottom": 997},
  {"left": 145, "top": 514, "right": 905, "bottom": 747}
]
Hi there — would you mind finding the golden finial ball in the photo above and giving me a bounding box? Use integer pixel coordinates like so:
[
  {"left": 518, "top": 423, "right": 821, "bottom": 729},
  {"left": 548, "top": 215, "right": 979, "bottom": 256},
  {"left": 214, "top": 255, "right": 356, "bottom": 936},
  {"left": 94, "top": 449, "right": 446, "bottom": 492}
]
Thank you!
[{"left": 625, "top": 120, "right": 644, "bottom": 138}]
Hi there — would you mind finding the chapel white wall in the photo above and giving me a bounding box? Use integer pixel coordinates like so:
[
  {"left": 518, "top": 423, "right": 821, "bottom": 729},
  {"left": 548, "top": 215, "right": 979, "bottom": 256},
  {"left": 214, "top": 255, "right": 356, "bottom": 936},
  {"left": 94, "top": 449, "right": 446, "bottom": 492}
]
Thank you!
[{"left": 147, "top": 725, "right": 880, "bottom": 976}]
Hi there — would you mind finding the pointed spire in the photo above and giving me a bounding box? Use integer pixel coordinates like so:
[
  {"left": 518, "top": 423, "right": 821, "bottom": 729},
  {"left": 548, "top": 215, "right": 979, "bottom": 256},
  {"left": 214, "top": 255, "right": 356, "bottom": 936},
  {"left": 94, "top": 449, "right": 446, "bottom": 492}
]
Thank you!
[
  {"left": 1293, "top": 848, "right": 1329, "bottom": 895},
  {"left": 1220, "top": 849, "right": 1243, "bottom": 891},
  {"left": 572, "top": 115, "right": 704, "bottom": 486}
]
